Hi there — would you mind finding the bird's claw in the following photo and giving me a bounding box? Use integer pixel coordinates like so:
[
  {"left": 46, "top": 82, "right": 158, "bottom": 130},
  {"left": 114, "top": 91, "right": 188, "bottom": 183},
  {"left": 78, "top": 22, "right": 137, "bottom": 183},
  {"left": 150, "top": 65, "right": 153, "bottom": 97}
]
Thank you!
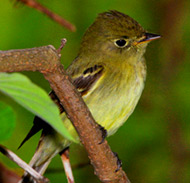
[
  {"left": 113, "top": 151, "right": 122, "bottom": 172},
  {"left": 98, "top": 124, "right": 108, "bottom": 144}
]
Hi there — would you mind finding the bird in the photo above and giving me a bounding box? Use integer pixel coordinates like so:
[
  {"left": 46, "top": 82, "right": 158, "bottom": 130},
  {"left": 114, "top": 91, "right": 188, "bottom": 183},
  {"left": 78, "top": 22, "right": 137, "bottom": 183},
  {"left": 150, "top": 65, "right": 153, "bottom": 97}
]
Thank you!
[{"left": 19, "top": 10, "right": 160, "bottom": 182}]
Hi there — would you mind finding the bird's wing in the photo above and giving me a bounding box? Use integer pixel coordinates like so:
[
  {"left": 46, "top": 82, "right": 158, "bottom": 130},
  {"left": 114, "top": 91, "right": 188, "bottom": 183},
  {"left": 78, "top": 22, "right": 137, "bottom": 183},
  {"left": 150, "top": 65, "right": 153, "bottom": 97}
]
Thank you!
[
  {"left": 18, "top": 64, "right": 104, "bottom": 149},
  {"left": 72, "top": 64, "right": 104, "bottom": 95}
]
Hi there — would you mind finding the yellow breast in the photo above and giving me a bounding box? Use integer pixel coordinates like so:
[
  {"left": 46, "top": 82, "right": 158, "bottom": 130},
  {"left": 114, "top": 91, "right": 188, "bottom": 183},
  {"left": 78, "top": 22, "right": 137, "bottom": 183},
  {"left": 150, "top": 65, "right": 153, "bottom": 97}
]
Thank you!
[
  {"left": 84, "top": 59, "right": 146, "bottom": 136},
  {"left": 61, "top": 58, "right": 146, "bottom": 142}
]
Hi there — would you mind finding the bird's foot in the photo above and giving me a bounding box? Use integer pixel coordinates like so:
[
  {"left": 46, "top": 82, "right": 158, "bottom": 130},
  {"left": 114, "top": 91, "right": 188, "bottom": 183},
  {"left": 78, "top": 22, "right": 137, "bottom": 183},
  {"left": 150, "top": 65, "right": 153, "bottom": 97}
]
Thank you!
[
  {"left": 113, "top": 152, "right": 122, "bottom": 172},
  {"left": 98, "top": 124, "right": 107, "bottom": 144}
]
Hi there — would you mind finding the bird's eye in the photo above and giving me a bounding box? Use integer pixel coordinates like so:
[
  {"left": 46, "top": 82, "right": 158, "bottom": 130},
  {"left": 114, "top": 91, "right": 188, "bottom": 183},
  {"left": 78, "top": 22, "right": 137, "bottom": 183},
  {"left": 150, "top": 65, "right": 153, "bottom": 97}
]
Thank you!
[{"left": 114, "top": 39, "right": 127, "bottom": 48}]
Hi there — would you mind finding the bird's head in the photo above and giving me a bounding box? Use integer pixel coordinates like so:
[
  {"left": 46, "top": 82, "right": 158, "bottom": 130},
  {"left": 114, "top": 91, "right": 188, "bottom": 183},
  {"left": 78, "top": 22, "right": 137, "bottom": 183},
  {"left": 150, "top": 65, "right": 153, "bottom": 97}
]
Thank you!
[{"left": 79, "top": 10, "right": 160, "bottom": 63}]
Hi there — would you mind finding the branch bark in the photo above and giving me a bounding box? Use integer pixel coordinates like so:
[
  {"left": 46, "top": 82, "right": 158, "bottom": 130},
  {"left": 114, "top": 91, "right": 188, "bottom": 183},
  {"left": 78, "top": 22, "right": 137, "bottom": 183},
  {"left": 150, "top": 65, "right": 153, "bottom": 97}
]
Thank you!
[{"left": 0, "top": 44, "right": 130, "bottom": 183}]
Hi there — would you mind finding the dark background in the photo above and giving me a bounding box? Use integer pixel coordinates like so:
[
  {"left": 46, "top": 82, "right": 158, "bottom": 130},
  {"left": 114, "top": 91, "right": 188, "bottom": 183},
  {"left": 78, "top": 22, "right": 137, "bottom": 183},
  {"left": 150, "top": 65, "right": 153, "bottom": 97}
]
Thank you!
[{"left": 0, "top": 0, "right": 189, "bottom": 182}]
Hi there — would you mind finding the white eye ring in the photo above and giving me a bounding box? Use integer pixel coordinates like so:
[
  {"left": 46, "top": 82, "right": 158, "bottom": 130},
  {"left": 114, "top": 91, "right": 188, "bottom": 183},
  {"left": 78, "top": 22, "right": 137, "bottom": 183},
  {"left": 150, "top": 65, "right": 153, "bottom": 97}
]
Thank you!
[{"left": 114, "top": 39, "right": 128, "bottom": 48}]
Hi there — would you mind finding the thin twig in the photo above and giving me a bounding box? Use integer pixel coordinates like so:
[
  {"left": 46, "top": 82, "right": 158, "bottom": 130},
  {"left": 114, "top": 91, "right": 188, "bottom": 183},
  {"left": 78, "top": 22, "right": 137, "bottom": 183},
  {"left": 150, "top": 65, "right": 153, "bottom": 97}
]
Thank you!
[
  {"left": 16, "top": 0, "right": 76, "bottom": 32},
  {"left": 57, "top": 38, "right": 67, "bottom": 55},
  {"left": 60, "top": 148, "right": 75, "bottom": 183},
  {"left": 0, "top": 145, "right": 49, "bottom": 183}
]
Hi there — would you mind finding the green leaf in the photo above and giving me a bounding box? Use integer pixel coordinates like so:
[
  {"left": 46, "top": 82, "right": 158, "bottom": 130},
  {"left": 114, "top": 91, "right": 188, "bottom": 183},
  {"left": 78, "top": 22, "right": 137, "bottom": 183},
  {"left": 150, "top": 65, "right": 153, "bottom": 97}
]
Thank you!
[
  {"left": 0, "top": 73, "right": 76, "bottom": 142},
  {"left": 0, "top": 102, "right": 15, "bottom": 141}
]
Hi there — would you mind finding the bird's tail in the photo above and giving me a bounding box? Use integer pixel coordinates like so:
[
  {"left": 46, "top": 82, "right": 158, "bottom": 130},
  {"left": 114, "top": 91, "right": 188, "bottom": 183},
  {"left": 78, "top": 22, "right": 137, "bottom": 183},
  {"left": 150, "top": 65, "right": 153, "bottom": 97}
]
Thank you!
[{"left": 19, "top": 131, "right": 66, "bottom": 183}]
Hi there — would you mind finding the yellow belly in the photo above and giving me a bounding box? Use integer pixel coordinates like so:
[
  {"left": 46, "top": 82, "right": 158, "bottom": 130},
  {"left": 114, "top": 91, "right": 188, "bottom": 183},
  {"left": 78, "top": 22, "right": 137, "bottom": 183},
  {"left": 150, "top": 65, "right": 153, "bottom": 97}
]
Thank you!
[
  {"left": 84, "top": 66, "right": 145, "bottom": 135},
  {"left": 62, "top": 61, "right": 146, "bottom": 142}
]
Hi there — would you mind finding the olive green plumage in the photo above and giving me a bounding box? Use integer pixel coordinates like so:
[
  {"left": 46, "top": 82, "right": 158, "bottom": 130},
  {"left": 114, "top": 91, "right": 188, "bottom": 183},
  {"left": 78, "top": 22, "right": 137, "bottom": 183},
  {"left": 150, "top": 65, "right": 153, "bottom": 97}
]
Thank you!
[{"left": 20, "top": 10, "right": 160, "bottom": 183}]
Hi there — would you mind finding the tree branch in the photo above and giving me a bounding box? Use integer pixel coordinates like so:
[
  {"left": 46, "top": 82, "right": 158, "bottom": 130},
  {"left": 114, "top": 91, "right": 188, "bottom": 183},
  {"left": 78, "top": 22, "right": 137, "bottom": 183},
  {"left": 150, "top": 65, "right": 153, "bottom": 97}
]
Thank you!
[
  {"left": 16, "top": 0, "right": 76, "bottom": 32},
  {"left": 0, "top": 145, "right": 49, "bottom": 183},
  {"left": 0, "top": 43, "right": 130, "bottom": 183}
]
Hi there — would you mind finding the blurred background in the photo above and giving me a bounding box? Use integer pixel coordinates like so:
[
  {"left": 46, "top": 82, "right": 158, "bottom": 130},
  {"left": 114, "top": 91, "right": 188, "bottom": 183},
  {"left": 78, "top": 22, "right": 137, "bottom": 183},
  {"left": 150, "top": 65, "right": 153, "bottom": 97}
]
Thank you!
[{"left": 0, "top": 0, "right": 189, "bottom": 182}]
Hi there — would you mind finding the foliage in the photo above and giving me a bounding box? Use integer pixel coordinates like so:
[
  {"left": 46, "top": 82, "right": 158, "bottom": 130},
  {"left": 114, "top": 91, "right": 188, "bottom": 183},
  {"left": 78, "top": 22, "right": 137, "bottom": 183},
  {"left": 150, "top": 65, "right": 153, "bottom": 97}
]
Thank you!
[
  {"left": 0, "top": 73, "right": 75, "bottom": 142},
  {"left": 0, "top": 102, "right": 15, "bottom": 141}
]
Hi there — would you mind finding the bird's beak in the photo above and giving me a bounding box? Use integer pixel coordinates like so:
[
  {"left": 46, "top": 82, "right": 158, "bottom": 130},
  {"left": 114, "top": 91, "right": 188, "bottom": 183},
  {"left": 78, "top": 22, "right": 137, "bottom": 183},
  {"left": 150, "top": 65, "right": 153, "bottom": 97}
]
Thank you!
[{"left": 134, "top": 33, "right": 161, "bottom": 45}]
